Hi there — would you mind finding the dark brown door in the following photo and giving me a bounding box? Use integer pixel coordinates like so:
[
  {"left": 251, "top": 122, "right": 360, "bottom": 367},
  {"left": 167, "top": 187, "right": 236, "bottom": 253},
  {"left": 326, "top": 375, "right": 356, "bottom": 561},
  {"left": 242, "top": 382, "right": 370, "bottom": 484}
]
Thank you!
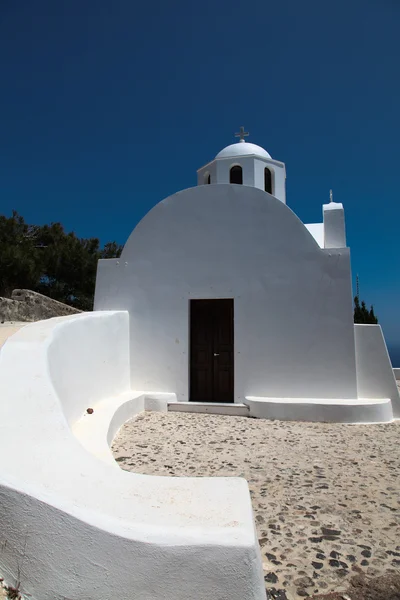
[{"left": 190, "top": 299, "right": 234, "bottom": 403}]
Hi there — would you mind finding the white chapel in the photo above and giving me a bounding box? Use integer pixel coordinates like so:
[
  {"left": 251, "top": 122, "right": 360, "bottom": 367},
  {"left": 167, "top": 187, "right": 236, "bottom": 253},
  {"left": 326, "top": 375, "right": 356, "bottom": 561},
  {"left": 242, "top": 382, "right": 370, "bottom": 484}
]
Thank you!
[{"left": 94, "top": 129, "right": 399, "bottom": 421}]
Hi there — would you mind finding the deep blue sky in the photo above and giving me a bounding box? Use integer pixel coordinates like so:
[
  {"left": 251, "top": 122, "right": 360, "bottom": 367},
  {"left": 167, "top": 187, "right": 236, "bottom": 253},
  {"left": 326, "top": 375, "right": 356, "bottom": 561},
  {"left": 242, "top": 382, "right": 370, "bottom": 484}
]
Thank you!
[{"left": 1, "top": 0, "right": 399, "bottom": 354}]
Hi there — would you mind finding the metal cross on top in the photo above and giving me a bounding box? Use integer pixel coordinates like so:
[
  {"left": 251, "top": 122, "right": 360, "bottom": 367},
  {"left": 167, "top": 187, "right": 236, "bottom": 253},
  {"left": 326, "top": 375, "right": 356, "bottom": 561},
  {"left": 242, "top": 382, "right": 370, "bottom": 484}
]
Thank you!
[
  {"left": 235, "top": 126, "right": 249, "bottom": 142},
  {"left": 329, "top": 189, "right": 333, "bottom": 203}
]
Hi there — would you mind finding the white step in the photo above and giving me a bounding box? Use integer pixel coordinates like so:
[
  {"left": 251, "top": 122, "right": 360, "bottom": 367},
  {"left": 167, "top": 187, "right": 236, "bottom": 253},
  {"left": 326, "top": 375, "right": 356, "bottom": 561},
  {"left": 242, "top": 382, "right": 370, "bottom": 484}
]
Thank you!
[
  {"left": 168, "top": 402, "right": 249, "bottom": 417},
  {"left": 244, "top": 396, "right": 393, "bottom": 423}
]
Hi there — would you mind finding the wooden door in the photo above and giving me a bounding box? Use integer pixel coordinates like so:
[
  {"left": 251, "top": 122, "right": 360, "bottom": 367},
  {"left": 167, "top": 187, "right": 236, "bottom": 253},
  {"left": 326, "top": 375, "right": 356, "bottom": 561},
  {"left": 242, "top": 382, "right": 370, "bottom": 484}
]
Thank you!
[{"left": 190, "top": 299, "right": 234, "bottom": 403}]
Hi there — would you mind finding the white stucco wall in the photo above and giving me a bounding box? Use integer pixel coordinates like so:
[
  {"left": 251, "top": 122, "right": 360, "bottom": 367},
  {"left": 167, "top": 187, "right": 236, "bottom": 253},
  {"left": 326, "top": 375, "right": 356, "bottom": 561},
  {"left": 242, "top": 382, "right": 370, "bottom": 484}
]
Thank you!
[
  {"left": 219, "top": 155, "right": 253, "bottom": 186},
  {"left": 95, "top": 184, "right": 358, "bottom": 401},
  {"left": 48, "top": 310, "right": 130, "bottom": 425},
  {"left": 253, "top": 157, "right": 286, "bottom": 203},
  {"left": 354, "top": 324, "right": 400, "bottom": 417},
  {"left": 197, "top": 155, "right": 286, "bottom": 203},
  {"left": 305, "top": 223, "right": 324, "bottom": 247},
  {"left": 0, "top": 313, "right": 264, "bottom": 600},
  {"left": 323, "top": 202, "right": 346, "bottom": 248},
  {"left": 197, "top": 160, "right": 217, "bottom": 185}
]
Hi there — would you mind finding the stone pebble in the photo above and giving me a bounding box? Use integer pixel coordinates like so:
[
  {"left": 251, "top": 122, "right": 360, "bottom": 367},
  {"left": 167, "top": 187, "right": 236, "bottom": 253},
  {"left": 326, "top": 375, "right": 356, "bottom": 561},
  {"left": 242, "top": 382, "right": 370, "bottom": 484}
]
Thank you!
[{"left": 112, "top": 412, "right": 400, "bottom": 600}]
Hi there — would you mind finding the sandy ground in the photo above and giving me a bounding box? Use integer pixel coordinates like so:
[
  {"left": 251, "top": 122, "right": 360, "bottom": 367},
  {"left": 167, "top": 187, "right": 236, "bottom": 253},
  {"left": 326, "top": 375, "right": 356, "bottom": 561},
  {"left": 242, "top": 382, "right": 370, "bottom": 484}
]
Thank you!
[
  {"left": 112, "top": 412, "right": 400, "bottom": 600},
  {"left": 0, "top": 322, "right": 26, "bottom": 350}
]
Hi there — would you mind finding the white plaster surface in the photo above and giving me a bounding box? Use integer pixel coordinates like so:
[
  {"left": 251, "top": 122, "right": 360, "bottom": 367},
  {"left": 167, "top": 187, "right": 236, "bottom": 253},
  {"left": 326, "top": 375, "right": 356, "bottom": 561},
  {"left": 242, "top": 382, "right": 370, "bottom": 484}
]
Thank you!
[
  {"left": 197, "top": 140, "right": 286, "bottom": 202},
  {"left": 48, "top": 310, "right": 131, "bottom": 425},
  {"left": 216, "top": 141, "right": 272, "bottom": 159},
  {"left": 394, "top": 367, "right": 400, "bottom": 380},
  {"left": 305, "top": 222, "right": 324, "bottom": 247},
  {"left": 95, "top": 184, "right": 358, "bottom": 402},
  {"left": 168, "top": 402, "right": 250, "bottom": 416},
  {"left": 354, "top": 324, "right": 400, "bottom": 418},
  {"left": 323, "top": 202, "right": 346, "bottom": 248},
  {"left": 245, "top": 396, "right": 393, "bottom": 423},
  {"left": 0, "top": 312, "right": 264, "bottom": 600},
  {"left": 73, "top": 390, "right": 175, "bottom": 465}
]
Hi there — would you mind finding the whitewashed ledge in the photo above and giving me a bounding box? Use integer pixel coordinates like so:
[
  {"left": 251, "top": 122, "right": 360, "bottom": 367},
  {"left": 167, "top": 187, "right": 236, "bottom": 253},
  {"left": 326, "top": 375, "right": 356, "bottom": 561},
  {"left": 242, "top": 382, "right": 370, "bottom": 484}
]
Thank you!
[
  {"left": 245, "top": 396, "right": 393, "bottom": 423},
  {"left": 0, "top": 313, "right": 265, "bottom": 600}
]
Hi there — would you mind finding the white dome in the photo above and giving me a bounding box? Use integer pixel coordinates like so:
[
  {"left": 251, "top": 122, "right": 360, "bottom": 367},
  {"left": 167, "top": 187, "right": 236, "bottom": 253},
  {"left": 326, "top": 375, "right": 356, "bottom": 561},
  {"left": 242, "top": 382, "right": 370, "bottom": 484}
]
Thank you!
[{"left": 216, "top": 141, "right": 271, "bottom": 160}]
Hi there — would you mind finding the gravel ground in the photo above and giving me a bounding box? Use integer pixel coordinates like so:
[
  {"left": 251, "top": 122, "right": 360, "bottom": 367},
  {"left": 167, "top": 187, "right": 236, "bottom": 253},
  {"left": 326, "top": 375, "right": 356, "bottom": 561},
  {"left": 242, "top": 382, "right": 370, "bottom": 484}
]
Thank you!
[{"left": 112, "top": 411, "right": 400, "bottom": 600}]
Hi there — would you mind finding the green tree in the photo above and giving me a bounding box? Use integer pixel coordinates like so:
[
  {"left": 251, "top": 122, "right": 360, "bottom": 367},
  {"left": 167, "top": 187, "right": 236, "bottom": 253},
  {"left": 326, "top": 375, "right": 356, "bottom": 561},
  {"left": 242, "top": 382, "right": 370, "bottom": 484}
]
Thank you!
[
  {"left": 0, "top": 211, "right": 42, "bottom": 296},
  {"left": 101, "top": 241, "right": 123, "bottom": 259},
  {"left": 354, "top": 296, "right": 378, "bottom": 324},
  {"left": 369, "top": 305, "right": 377, "bottom": 323},
  {"left": 0, "top": 211, "right": 123, "bottom": 310}
]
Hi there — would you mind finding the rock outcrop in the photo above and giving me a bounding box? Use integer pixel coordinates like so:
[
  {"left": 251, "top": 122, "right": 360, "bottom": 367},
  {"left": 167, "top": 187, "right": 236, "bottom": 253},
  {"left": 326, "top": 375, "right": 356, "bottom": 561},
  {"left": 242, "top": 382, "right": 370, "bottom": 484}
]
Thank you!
[{"left": 0, "top": 289, "right": 82, "bottom": 322}]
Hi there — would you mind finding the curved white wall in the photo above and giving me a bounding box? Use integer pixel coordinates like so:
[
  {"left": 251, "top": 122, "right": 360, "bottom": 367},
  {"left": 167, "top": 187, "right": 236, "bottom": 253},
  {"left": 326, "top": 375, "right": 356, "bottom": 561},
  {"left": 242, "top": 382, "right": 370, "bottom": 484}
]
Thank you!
[
  {"left": 0, "top": 313, "right": 264, "bottom": 600},
  {"left": 95, "top": 184, "right": 357, "bottom": 402},
  {"left": 48, "top": 311, "right": 130, "bottom": 425}
]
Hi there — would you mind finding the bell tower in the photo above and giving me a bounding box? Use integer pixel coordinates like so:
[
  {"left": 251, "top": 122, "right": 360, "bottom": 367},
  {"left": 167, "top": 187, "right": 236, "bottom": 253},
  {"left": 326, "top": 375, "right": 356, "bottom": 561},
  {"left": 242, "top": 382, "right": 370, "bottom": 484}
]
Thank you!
[{"left": 197, "top": 128, "right": 287, "bottom": 204}]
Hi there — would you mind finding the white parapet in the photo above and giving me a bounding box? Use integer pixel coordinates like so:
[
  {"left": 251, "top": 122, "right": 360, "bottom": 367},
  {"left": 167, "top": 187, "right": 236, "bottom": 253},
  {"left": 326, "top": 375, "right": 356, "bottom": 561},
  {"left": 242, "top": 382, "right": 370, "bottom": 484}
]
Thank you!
[
  {"left": 0, "top": 312, "right": 265, "bottom": 600},
  {"left": 354, "top": 324, "right": 400, "bottom": 418},
  {"left": 323, "top": 202, "right": 346, "bottom": 248}
]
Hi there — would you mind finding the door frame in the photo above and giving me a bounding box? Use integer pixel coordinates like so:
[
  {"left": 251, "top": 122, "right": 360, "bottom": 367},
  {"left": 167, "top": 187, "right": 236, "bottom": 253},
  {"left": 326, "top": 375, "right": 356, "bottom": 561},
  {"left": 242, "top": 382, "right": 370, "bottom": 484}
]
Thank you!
[{"left": 189, "top": 298, "right": 234, "bottom": 403}]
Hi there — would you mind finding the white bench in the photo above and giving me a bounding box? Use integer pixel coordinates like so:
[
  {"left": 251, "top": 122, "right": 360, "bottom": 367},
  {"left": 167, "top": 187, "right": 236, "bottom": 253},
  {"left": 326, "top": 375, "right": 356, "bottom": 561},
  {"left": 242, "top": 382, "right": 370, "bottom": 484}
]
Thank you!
[{"left": 0, "top": 312, "right": 264, "bottom": 600}]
